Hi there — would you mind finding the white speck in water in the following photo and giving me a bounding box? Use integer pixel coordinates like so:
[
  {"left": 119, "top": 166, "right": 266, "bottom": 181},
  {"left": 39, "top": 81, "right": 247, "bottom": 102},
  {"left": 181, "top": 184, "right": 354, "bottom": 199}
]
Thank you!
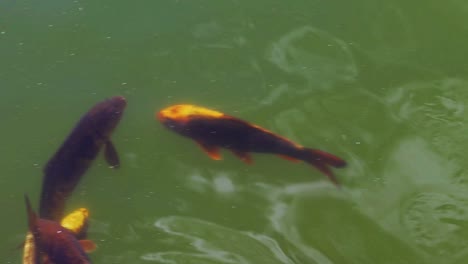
[
  {"left": 78, "top": 7, "right": 84, "bottom": 11},
  {"left": 355, "top": 141, "right": 361, "bottom": 145},
  {"left": 69, "top": 53, "right": 76, "bottom": 56},
  {"left": 121, "top": 82, "right": 127, "bottom": 85},
  {"left": 1, "top": 31, "right": 6, "bottom": 34},
  {"left": 48, "top": 24, "right": 54, "bottom": 27},
  {"left": 106, "top": 36, "right": 112, "bottom": 39}
]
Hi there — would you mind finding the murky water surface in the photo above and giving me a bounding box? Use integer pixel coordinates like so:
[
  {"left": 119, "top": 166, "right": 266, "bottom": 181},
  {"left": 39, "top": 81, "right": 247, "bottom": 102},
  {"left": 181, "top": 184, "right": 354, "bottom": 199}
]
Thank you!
[{"left": 2, "top": 1, "right": 468, "bottom": 263}]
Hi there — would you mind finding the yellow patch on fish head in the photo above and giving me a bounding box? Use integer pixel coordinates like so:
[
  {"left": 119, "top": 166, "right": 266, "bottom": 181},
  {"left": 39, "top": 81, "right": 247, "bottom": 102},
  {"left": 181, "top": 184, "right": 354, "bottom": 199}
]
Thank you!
[
  {"left": 60, "top": 208, "right": 89, "bottom": 235},
  {"left": 157, "top": 104, "right": 224, "bottom": 123}
]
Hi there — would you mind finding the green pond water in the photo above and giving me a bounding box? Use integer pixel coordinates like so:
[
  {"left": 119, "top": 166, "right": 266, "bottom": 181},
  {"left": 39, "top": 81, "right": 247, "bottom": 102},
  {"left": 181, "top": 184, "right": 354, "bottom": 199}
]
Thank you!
[{"left": 2, "top": 0, "right": 468, "bottom": 263}]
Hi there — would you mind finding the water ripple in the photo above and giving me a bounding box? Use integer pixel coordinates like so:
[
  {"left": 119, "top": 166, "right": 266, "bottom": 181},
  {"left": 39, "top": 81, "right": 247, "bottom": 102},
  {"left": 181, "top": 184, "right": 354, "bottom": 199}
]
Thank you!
[
  {"left": 400, "top": 187, "right": 468, "bottom": 260},
  {"left": 143, "top": 216, "right": 294, "bottom": 264},
  {"left": 267, "top": 25, "right": 357, "bottom": 91}
]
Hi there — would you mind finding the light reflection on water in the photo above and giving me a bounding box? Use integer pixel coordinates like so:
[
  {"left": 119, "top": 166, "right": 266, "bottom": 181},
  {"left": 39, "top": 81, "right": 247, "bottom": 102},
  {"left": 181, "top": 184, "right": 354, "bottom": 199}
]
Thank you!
[
  {"left": 268, "top": 26, "right": 357, "bottom": 92},
  {"left": 143, "top": 216, "right": 295, "bottom": 264}
]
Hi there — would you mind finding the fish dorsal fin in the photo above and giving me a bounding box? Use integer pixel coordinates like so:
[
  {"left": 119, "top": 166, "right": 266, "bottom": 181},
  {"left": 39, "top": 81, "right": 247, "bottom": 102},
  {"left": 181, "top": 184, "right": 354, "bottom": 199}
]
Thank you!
[
  {"left": 104, "top": 140, "right": 120, "bottom": 168},
  {"left": 24, "top": 195, "right": 37, "bottom": 232},
  {"left": 196, "top": 141, "right": 222, "bottom": 160},
  {"left": 230, "top": 150, "right": 253, "bottom": 164},
  {"left": 79, "top": 240, "right": 97, "bottom": 253},
  {"left": 278, "top": 154, "right": 300, "bottom": 163}
]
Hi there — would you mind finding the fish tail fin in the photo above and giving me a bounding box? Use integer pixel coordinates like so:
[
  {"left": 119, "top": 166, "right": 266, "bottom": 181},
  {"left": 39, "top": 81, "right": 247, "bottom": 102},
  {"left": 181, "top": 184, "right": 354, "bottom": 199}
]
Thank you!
[{"left": 301, "top": 148, "right": 346, "bottom": 186}]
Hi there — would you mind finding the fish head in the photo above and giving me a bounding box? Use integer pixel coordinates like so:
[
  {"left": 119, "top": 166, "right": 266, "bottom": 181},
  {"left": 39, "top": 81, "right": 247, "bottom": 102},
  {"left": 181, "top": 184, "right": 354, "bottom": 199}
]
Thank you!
[
  {"left": 157, "top": 104, "right": 223, "bottom": 123},
  {"left": 157, "top": 104, "right": 224, "bottom": 133},
  {"left": 88, "top": 96, "right": 127, "bottom": 135}
]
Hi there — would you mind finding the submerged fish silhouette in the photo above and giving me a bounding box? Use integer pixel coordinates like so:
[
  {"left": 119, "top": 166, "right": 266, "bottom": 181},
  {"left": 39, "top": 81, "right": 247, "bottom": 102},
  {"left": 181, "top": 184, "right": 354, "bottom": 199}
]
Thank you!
[
  {"left": 157, "top": 104, "right": 346, "bottom": 185},
  {"left": 39, "top": 96, "right": 126, "bottom": 221}
]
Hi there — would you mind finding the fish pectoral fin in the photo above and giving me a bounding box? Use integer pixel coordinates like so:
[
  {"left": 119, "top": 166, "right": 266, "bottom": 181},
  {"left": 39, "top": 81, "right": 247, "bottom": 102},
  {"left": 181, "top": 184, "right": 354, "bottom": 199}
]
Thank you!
[
  {"left": 104, "top": 140, "right": 120, "bottom": 168},
  {"left": 278, "top": 155, "right": 301, "bottom": 163},
  {"left": 231, "top": 150, "right": 253, "bottom": 164},
  {"left": 79, "top": 240, "right": 97, "bottom": 253},
  {"left": 197, "top": 141, "right": 222, "bottom": 160}
]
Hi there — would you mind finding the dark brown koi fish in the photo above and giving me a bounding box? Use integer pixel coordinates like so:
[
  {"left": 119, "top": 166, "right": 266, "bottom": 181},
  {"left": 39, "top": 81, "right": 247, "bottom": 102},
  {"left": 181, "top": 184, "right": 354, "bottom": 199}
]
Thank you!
[
  {"left": 39, "top": 96, "right": 126, "bottom": 221},
  {"left": 157, "top": 104, "right": 346, "bottom": 185},
  {"left": 25, "top": 195, "right": 94, "bottom": 264},
  {"left": 23, "top": 207, "right": 92, "bottom": 264},
  {"left": 23, "top": 207, "right": 94, "bottom": 264}
]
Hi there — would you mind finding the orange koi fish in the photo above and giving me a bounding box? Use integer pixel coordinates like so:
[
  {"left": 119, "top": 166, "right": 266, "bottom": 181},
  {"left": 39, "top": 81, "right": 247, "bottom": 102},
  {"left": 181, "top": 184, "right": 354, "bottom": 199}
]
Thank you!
[
  {"left": 157, "top": 104, "right": 346, "bottom": 185},
  {"left": 40, "top": 96, "right": 126, "bottom": 221},
  {"left": 24, "top": 196, "right": 95, "bottom": 264}
]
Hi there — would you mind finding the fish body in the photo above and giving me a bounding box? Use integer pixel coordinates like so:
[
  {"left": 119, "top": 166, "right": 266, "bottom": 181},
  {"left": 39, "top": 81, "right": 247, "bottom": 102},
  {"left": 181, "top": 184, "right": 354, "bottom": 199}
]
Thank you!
[
  {"left": 23, "top": 207, "right": 94, "bottom": 264},
  {"left": 157, "top": 104, "right": 346, "bottom": 185},
  {"left": 40, "top": 96, "right": 126, "bottom": 221},
  {"left": 25, "top": 196, "right": 92, "bottom": 264}
]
